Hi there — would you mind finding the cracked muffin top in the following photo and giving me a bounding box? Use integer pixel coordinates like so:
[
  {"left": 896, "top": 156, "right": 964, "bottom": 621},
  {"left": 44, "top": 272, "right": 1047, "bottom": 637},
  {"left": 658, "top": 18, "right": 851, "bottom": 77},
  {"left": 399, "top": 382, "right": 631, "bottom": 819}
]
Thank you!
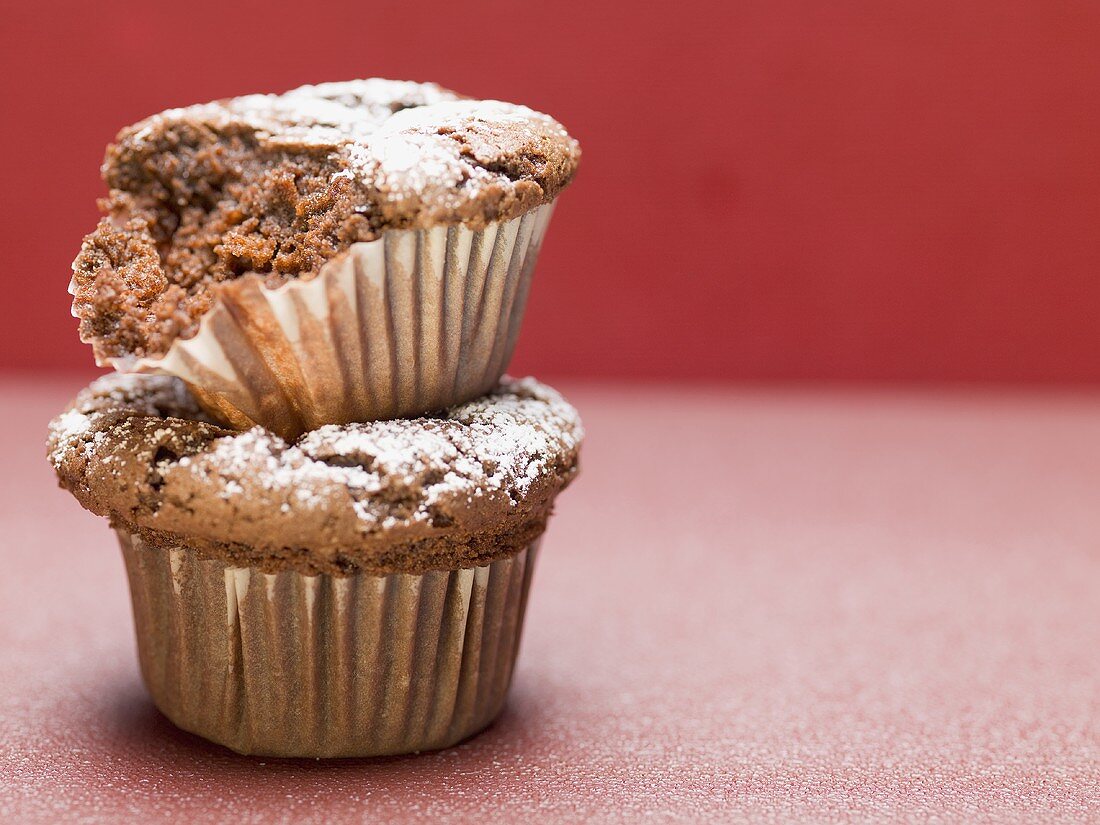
[
  {"left": 70, "top": 79, "right": 581, "bottom": 364},
  {"left": 47, "top": 373, "right": 582, "bottom": 575}
]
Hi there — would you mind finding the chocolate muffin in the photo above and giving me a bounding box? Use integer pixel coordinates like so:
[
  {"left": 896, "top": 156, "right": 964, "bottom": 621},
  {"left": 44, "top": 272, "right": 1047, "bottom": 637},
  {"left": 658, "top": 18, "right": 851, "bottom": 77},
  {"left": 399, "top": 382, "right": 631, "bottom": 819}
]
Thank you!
[
  {"left": 70, "top": 79, "right": 581, "bottom": 438},
  {"left": 48, "top": 372, "right": 582, "bottom": 757}
]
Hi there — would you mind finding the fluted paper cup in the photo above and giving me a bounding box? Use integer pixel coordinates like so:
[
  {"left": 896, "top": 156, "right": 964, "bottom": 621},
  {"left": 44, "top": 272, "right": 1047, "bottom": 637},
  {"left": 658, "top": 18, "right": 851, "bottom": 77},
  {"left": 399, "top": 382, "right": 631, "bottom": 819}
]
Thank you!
[
  {"left": 106, "top": 204, "right": 554, "bottom": 439},
  {"left": 117, "top": 530, "right": 540, "bottom": 758}
]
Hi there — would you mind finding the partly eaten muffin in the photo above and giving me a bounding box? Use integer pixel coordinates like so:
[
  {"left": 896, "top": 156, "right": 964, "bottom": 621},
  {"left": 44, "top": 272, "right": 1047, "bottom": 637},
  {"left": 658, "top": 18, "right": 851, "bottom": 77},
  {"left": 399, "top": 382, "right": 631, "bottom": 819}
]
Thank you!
[{"left": 71, "top": 79, "right": 581, "bottom": 365}]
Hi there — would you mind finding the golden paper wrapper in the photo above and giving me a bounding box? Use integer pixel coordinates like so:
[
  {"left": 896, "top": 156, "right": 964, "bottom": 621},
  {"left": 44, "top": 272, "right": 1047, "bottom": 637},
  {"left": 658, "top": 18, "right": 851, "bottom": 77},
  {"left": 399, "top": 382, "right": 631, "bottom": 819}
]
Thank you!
[
  {"left": 118, "top": 531, "right": 539, "bottom": 758},
  {"left": 109, "top": 204, "right": 554, "bottom": 439}
]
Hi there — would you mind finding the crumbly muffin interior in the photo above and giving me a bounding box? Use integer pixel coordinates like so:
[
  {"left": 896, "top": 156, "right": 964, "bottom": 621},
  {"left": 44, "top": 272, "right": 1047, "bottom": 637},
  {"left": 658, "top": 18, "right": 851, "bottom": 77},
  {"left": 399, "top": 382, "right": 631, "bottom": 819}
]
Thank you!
[{"left": 74, "top": 135, "right": 371, "bottom": 361}]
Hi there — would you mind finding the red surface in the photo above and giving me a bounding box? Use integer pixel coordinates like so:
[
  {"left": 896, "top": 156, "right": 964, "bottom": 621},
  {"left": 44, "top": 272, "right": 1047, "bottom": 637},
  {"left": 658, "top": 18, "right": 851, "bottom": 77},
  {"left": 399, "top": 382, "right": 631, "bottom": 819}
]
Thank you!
[
  {"left": 4, "top": 379, "right": 1100, "bottom": 822},
  {"left": 6, "top": 2, "right": 1100, "bottom": 381}
]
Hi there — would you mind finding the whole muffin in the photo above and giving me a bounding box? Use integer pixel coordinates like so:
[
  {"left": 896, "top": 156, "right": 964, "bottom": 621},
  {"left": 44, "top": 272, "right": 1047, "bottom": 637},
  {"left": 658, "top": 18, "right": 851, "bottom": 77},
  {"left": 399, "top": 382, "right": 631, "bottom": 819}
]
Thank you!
[
  {"left": 70, "top": 79, "right": 581, "bottom": 438},
  {"left": 48, "top": 373, "right": 582, "bottom": 757}
]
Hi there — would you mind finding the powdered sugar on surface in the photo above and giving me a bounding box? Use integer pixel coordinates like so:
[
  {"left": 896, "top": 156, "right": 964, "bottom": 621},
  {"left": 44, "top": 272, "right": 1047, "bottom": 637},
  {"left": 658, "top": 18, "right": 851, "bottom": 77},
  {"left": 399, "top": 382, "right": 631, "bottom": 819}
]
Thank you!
[
  {"left": 120, "top": 79, "right": 579, "bottom": 210},
  {"left": 46, "top": 374, "right": 205, "bottom": 469},
  {"left": 47, "top": 410, "right": 96, "bottom": 470},
  {"left": 51, "top": 409, "right": 92, "bottom": 444},
  {"left": 224, "top": 376, "right": 582, "bottom": 528},
  {"left": 130, "top": 80, "right": 456, "bottom": 149},
  {"left": 48, "top": 374, "right": 583, "bottom": 534},
  {"left": 341, "top": 99, "right": 573, "bottom": 207}
]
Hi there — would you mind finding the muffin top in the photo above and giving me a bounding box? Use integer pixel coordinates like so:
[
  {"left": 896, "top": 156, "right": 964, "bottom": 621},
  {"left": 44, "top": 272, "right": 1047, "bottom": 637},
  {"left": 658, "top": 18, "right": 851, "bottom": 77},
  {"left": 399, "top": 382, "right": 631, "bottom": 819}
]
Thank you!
[
  {"left": 70, "top": 79, "right": 580, "bottom": 363},
  {"left": 48, "top": 373, "right": 582, "bottom": 575}
]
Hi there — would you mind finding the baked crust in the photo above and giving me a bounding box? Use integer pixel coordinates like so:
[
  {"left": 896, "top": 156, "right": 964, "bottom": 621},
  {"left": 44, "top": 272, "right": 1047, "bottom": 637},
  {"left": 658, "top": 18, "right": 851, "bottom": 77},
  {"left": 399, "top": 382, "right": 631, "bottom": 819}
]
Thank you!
[
  {"left": 48, "top": 373, "right": 582, "bottom": 575},
  {"left": 70, "top": 79, "right": 581, "bottom": 362}
]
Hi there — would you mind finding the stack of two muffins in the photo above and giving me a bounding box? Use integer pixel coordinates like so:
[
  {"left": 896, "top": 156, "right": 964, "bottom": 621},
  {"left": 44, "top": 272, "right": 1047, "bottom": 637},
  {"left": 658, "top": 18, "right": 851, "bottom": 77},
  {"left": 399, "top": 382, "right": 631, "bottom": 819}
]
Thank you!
[{"left": 47, "top": 80, "right": 583, "bottom": 757}]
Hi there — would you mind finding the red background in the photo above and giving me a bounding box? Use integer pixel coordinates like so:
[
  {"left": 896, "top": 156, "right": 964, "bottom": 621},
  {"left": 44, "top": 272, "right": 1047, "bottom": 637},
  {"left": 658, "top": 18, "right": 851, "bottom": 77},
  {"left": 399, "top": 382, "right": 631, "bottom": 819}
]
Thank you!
[{"left": 5, "top": 0, "right": 1100, "bottom": 382}]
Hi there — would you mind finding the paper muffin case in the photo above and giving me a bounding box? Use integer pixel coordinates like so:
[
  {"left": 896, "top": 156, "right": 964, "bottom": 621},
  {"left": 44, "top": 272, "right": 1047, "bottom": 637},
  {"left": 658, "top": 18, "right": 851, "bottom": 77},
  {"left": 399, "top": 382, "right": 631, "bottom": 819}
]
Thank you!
[
  {"left": 110, "top": 203, "right": 555, "bottom": 440},
  {"left": 117, "top": 531, "right": 540, "bottom": 758}
]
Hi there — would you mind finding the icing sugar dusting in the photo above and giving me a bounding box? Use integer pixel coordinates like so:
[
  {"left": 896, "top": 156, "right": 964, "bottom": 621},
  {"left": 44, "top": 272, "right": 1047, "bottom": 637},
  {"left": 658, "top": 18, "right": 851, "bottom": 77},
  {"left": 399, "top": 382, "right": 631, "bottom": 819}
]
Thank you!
[
  {"left": 200, "top": 376, "right": 585, "bottom": 530},
  {"left": 47, "top": 410, "right": 93, "bottom": 468},
  {"left": 52, "top": 409, "right": 92, "bottom": 442},
  {"left": 344, "top": 100, "right": 570, "bottom": 205},
  {"left": 120, "top": 79, "right": 579, "bottom": 209},
  {"left": 47, "top": 374, "right": 206, "bottom": 469},
  {"left": 49, "top": 374, "right": 583, "bottom": 539},
  {"left": 135, "top": 80, "right": 458, "bottom": 148}
]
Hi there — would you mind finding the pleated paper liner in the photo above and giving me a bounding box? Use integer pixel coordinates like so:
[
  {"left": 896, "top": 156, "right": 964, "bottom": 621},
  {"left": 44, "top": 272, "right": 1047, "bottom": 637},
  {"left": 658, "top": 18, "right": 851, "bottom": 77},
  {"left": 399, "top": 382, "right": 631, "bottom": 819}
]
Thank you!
[
  {"left": 118, "top": 531, "right": 540, "bottom": 758},
  {"left": 104, "top": 203, "right": 555, "bottom": 440}
]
